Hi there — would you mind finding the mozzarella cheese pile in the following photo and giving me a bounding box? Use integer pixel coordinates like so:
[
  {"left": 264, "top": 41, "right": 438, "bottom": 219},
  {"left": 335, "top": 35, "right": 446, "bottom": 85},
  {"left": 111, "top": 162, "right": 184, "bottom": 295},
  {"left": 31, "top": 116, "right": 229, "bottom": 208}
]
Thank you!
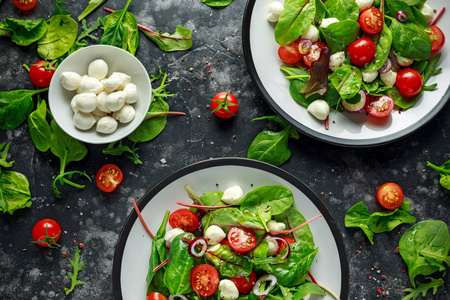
[{"left": 60, "top": 59, "right": 138, "bottom": 134}]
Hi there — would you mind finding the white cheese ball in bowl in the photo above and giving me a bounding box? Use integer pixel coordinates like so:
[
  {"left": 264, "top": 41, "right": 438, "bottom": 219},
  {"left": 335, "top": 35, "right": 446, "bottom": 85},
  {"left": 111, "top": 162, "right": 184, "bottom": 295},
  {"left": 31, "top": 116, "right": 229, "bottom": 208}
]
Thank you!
[
  {"left": 113, "top": 104, "right": 136, "bottom": 123},
  {"left": 88, "top": 59, "right": 108, "bottom": 80},
  {"left": 73, "top": 111, "right": 96, "bottom": 130},
  {"left": 96, "top": 116, "right": 118, "bottom": 134},
  {"left": 72, "top": 93, "right": 98, "bottom": 113},
  {"left": 106, "top": 91, "right": 127, "bottom": 112},
  {"left": 61, "top": 72, "right": 82, "bottom": 91}
]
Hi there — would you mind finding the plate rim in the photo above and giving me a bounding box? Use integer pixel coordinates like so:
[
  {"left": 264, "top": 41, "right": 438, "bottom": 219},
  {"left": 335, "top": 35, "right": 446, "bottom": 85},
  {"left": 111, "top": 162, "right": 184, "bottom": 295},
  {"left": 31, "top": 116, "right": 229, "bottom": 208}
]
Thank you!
[
  {"left": 112, "top": 157, "right": 350, "bottom": 299},
  {"left": 242, "top": 0, "right": 450, "bottom": 147}
]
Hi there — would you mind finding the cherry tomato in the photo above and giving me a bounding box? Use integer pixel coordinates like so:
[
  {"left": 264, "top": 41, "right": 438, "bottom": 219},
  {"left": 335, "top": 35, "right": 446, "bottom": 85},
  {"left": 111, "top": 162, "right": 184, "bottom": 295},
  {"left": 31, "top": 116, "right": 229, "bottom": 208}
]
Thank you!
[
  {"left": 230, "top": 270, "right": 257, "bottom": 294},
  {"left": 429, "top": 25, "right": 445, "bottom": 53},
  {"left": 227, "top": 227, "right": 257, "bottom": 253},
  {"left": 96, "top": 164, "right": 123, "bottom": 192},
  {"left": 146, "top": 292, "right": 167, "bottom": 300},
  {"left": 303, "top": 42, "right": 327, "bottom": 67},
  {"left": 276, "top": 236, "right": 294, "bottom": 255},
  {"left": 32, "top": 219, "right": 61, "bottom": 248},
  {"left": 365, "top": 95, "right": 394, "bottom": 118},
  {"left": 347, "top": 37, "right": 376, "bottom": 66},
  {"left": 13, "top": 0, "right": 36, "bottom": 10},
  {"left": 190, "top": 264, "right": 219, "bottom": 296},
  {"left": 359, "top": 7, "right": 383, "bottom": 34},
  {"left": 169, "top": 209, "right": 199, "bottom": 232},
  {"left": 396, "top": 68, "right": 423, "bottom": 98},
  {"left": 29, "top": 61, "right": 55, "bottom": 87},
  {"left": 377, "top": 183, "right": 404, "bottom": 210},
  {"left": 210, "top": 92, "right": 239, "bottom": 119},
  {"left": 278, "top": 39, "right": 303, "bottom": 64}
]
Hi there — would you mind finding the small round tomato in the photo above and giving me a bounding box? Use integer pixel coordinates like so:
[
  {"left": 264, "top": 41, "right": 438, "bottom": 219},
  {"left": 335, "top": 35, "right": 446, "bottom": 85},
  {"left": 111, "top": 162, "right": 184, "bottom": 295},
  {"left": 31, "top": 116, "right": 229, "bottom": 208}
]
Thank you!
[
  {"left": 303, "top": 41, "right": 327, "bottom": 67},
  {"left": 32, "top": 219, "right": 61, "bottom": 248},
  {"left": 278, "top": 39, "right": 303, "bottom": 64},
  {"left": 210, "top": 91, "right": 238, "bottom": 119},
  {"left": 429, "top": 25, "right": 445, "bottom": 53},
  {"left": 377, "top": 183, "right": 404, "bottom": 210},
  {"left": 146, "top": 292, "right": 167, "bottom": 300},
  {"left": 13, "top": 0, "right": 36, "bottom": 10},
  {"left": 365, "top": 95, "right": 394, "bottom": 118},
  {"left": 347, "top": 37, "right": 376, "bottom": 66},
  {"left": 396, "top": 68, "right": 423, "bottom": 98},
  {"left": 29, "top": 61, "right": 55, "bottom": 87},
  {"left": 190, "top": 264, "right": 219, "bottom": 296},
  {"left": 169, "top": 209, "right": 199, "bottom": 232},
  {"left": 96, "top": 164, "right": 123, "bottom": 192},
  {"left": 230, "top": 270, "right": 257, "bottom": 294},
  {"left": 276, "top": 236, "right": 294, "bottom": 255},
  {"left": 359, "top": 7, "right": 383, "bottom": 34},
  {"left": 227, "top": 227, "right": 257, "bottom": 253}
]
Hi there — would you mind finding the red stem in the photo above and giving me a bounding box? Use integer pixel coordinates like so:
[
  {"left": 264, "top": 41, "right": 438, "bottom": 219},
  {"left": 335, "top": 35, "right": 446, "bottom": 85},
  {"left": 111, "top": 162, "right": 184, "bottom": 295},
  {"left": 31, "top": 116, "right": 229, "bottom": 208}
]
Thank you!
[
  {"left": 432, "top": 7, "right": 445, "bottom": 26},
  {"left": 176, "top": 201, "right": 237, "bottom": 210},
  {"left": 269, "top": 215, "right": 323, "bottom": 234},
  {"left": 132, "top": 198, "right": 155, "bottom": 239},
  {"left": 153, "top": 258, "right": 169, "bottom": 272},
  {"left": 308, "top": 271, "right": 318, "bottom": 284},
  {"left": 324, "top": 116, "right": 329, "bottom": 130}
]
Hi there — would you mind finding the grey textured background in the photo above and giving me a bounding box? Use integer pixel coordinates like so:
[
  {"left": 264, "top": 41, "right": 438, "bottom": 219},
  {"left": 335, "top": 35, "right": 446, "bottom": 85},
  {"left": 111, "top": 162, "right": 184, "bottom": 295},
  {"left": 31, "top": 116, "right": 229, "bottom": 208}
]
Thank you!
[{"left": 0, "top": 0, "right": 449, "bottom": 299}]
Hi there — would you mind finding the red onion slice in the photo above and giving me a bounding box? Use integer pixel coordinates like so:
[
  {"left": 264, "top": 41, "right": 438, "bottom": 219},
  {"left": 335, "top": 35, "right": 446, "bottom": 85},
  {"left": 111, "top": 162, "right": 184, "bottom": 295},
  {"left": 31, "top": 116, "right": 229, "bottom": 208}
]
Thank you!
[
  {"left": 253, "top": 274, "right": 277, "bottom": 296},
  {"left": 188, "top": 237, "right": 208, "bottom": 258},
  {"left": 377, "top": 58, "right": 392, "bottom": 74},
  {"left": 396, "top": 11, "right": 408, "bottom": 22},
  {"left": 298, "top": 39, "right": 312, "bottom": 55},
  {"left": 266, "top": 236, "right": 291, "bottom": 262},
  {"left": 342, "top": 90, "right": 369, "bottom": 114},
  {"left": 169, "top": 295, "right": 188, "bottom": 300}
]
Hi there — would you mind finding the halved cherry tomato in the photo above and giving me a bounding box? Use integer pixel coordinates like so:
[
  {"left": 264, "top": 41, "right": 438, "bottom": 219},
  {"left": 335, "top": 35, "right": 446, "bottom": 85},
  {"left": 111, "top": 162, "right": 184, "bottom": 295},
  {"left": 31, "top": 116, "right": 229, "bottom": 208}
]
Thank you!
[
  {"left": 377, "top": 183, "right": 404, "bottom": 210},
  {"left": 365, "top": 95, "right": 394, "bottom": 118},
  {"left": 29, "top": 61, "right": 55, "bottom": 87},
  {"left": 210, "top": 92, "right": 238, "bottom": 119},
  {"left": 169, "top": 209, "right": 199, "bottom": 232},
  {"left": 230, "top": 270, "right": 257, "bottom": 294},
  {"left": 347, "top": 37, "right": 376, "bottom": 66},
  {"left": 13, "top": 0, "right": 36, "bottom": 10},
  {"left": 227, "top": 227, "right": 257, "bottom": 253},
  {"left": 96, "top": 164, "right": 123, "bottom": 192},
  {"left": 32, "top": 219, "right": 61, "bottom": 248},
  {"left": 429, "top": 25, "right": 445, "bottom": 53},
  {"left": 396, "top": 68, "right": 423, "bottom": 98},
  {"left": 190, "top": 264, "right": 219, "bottom": 296},
  {"left": 276, "top": 236, "right": 294, "bottom": 255},
  {"left": 146, "top": 292, "right": 167, "bottom": 300},
  {"left": 303, "top": 42, "right": 327, "bottom": 67},
  {"left": 359, "top": 7, "right": 383, "bottom": 34},
  {"left": 278, "top": 39, "right": 303, "bottom": 64}
]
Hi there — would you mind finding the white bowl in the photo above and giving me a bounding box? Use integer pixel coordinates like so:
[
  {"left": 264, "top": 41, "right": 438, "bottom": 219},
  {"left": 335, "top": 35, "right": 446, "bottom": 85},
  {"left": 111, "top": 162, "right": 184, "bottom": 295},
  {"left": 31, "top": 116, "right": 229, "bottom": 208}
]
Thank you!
[{"left": 48, "top": 45, "right": 152, "bottom": 144}]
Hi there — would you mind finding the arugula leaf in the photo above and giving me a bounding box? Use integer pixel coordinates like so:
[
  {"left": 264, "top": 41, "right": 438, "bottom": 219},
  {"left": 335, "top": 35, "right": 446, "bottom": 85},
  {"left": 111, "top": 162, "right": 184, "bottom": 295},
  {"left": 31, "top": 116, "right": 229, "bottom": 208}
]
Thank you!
[
  {"left": 427, "top": 159, "right": 450, "bottom": 190},
  {"left": 201, "top": 0, "right": 234, "bottom": 8},
  {"left": 401, "top": 277, "right": 444, "bottom": 300},
  {"left": 102, "top": 140, "right": 142, "bottom": 165},
  {"left": 78, "top": 0, "right": 107, "bottom": 21},
  {"left": 0, "top": 143, "right": 14, "bottom": 169},
  {"left": 54, "top": 1, "right": 71, "bottom": 16},
  {"left": 64, "top": 247, "right": 86, "bottom": 295}
]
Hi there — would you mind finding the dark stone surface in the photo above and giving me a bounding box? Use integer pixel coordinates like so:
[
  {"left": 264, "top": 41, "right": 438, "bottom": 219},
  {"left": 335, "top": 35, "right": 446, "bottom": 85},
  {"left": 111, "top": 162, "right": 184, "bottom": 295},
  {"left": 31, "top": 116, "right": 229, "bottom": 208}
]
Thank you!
[{"left": 0, "top": 1, "right": 449, "bottom": 299}]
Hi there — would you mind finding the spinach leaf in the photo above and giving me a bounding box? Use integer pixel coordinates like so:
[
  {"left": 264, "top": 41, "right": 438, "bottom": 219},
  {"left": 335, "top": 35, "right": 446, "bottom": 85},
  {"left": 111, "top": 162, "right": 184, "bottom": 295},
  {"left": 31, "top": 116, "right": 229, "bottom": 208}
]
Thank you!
[
  {"left": 314, "top": 0, "right": 331, "bottom": 23},
  {"left": 324, "top": 0, "right": 359, "bottom": 21},
  {"left": 427, "top": 159, "right": 450, "bottom": 190},
  {"left": 102, "top": 140, "right": 142, "bottom": 165},
  {"left": 253, "top": 240, "right": 269, "bottom": 258},
  {"left": 200, "top": 191, "right": 226, "bottom": 206},
  {"left": 292, "top": 282, "right": 326, "bottom": 299},
  {"left": 280, "top": 66, "right": 311, "bottom": 106},
  {"left": 320, "top": 20, "right": 360, "bottom": 47},
  {"left": 401, "top": 277, "right": 444, "bottom": 300},
  {"left": 362, "top": 25, "right": 392, "bottom": 73},
  {"left": 206, "top": 244, "right": 253, "bottom": 277},
  {"left": 274, "top": 207, "right": 314, "bottom": 249},
  {"left": 140, "top": 25, "right": 193, "bottom": 52},
  {"left": 329, "top": 64, "right": 362, "bottom": 100},
  {"left": 411, "top": 6, "right": 431, "bottom": 33},
  {"left": 399, "top": 220, "right": 450, "bottom": 287},
  {"left": 0, "top": 88, "right": 48, "bottom": 130},
  {"left": 389, "top": 18, "right": 431, "bottom": 61},
  {"left": 37, "top": 15, "right": 78, "bottom": 60},
  {"left": 0, "top": 18, "right": 48, "bottom": 46},
  {"left": 385, "top": 0, "right": 416, "bottom": 22},
  {"left": 402, "top": 0, "right": 426, "bottom": 5},
  {"left": 275, "top": 0, "right": 316, "bottom": 45},
  {"left": 344, "top": 202, "right": 374, "bottom": 244},
  {"left": 28, "top": 98, "right": 51, "bottom": 152},
  {"left": 201, "top": 0, "right": 234, "bottom": 8},
  {"left": 78, "top": 0, "right": 107, "bottom": 21},
  {"left": 202, "top": 207, "right": 266, "bottom": 234}
]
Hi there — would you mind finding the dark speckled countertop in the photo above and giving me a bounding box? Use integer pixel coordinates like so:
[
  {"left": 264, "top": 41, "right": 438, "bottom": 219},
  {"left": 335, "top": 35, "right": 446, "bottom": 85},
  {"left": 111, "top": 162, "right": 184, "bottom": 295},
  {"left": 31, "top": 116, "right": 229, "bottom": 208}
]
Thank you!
[{"left": 1, "top": 1, "right": 449, "bottom": 299}]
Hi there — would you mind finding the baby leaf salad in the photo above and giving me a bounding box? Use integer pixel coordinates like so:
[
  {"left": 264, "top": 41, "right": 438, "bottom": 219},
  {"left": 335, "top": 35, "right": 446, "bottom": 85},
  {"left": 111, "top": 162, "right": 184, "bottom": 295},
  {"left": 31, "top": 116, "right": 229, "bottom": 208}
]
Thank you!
[
  {"left": 134, "top": 184, "right": 337, "bottom": 300},
  {"left": 270, "top": 0, "right": 445, "bottom": 126}
]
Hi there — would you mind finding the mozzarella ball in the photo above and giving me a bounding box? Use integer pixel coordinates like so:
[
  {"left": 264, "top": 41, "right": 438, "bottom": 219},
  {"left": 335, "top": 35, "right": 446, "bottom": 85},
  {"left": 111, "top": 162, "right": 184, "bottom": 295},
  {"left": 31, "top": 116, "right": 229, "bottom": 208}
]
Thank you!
[
  {"left": 91, "top": 108, "right": 107, "bottom": 122},
  {"left": 73, "top": 111, "right": 96, "bottom": 130},
  {"left": 380, "top": 70, "right": 397, "bottom": 87},
  {"left": 321, "top": 17, "right": 339, "bottom": 28},
  {"left": 307, "top": 100, "right": 330, "bottom": 121},
  {"left": 61, "top": 72, "right": 82, "bottom": 91},
  {"left": 88, "top": 59, "right": 108, "bottom": 80},
  {"left": 123, "top": 83, "right": 138, "bottom": 104},
  {"left": 219, "top": 280, "right": 239, "bottom": 300},
  {"left": 396, "top": 56, "right": 414, "bottom": 67},
  {"left": 362, "top": 70, "right": 378, "bottom": 83},
  {"left": 207, "top": 244, "right": 221, "bottom": 252},
  {"left": 72, "top": 93, "right": 98, "bottom": 113},
  {"left": 267, "top": 220, "right": 286, "bottom": 232},
  {"left": 97, "top": 91, "right": 111, "bottom": 113},
  {"left": 71, "top": 98, "right": 79, "bottom": 113},
  {"left": 96, "top": 116, "right": 118, "bottom": 134},
  {"left": 101, "top": 73, "right": 123, "bottom": 93},
  {"left": 355, "top": 0, "right": 374, "bottom": 12},
  {"left": 112, "top": 72, "right": 132, "bottom": 90},
  {"left": 419, "top": 4, "right": 434, "bottom": 24},
  {"left": 301, "top": 25, "right": 319, "bottom": 42},
  {"left": 205, "top": 225, "right": 226, "bottom": 245},
  {"left": 77, "top": 76, "right": 103, "bottom": 94},
  {"left": 329, "top": 51, "right": 345, "bottom": 72},
  {"left": 265, "top": 236, "right": 279, "bottom": 256},
  {"left": 113, "top": 104, "right": 136, "bottom": 123},
  {"left": 164, "top": 228, "right": 184, "bottom": 246},
  {"left": 106, "top": 91, "right": 126, "bottom": 112},
  {"left": 267, "top": 1, "right": 284, "bottom": 23},
  {"left": 221, "top": 186, "right": 244, "bottom": 205}
]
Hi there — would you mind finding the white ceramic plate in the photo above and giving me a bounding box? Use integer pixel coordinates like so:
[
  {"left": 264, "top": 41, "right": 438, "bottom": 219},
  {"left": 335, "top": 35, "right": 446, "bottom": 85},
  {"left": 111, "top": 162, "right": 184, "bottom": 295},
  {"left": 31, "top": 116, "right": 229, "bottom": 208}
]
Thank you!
[
  {"left": 48, "top": 45, "right": 152, "bottom": 144},
  {"left": 243, "top": 0, "right": 449, "bottom": 146},
  {"left": 113, "top": 158, "right": 349, "bottom": 300}
]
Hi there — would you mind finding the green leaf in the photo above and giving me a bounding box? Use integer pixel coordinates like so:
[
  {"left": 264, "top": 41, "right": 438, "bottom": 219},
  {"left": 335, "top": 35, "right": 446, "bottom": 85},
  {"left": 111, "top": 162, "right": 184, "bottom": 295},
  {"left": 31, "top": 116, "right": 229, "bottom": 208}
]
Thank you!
[
  {"left": 329, "top": 64, "right": 362, "bottom": 100},
  {"left": 64, "top": 247, "right": 86, "bottom": 295},
  {"left": 201, "top": 207, "right": 266, "bottom": 234},
  {"left": 344, "top": 202, "right": 374, "bottom": 244},
  {"left": 102, "top": 140, "right": 142, "bottom": 165},
  {"left": 320, "top": 20, "right": 360, "bottom": 48},
  {"left": 427, "top": 160, "right": 450, "bottom": 190},
  {"left": 201, "top": 0, "right": 234, "bottom": 8},
  {"left": 362, "top": 25, "right": 392, "bottom": 73},
  {"left": 28, "top": 99, "right": 51, "bottom": 152},
  {"left": 275, "top": 0, "right": 316, "bottom": 45},
  {"left": 37, "top": 15, "right": 78, "bottom": 60},
  {"left": 54, "top": 1, "right": 71, "bottom": 16},
  {"left": 389, "top": 18, "right": 431, "bottom": 61},
  {"left": 78, "top": 0, "right": 107, "bottom": 21},
  {"left": 401, "top": 277, "right": 444, "bottom": 300},
  {"left": 292, "top": 282, "right": 326, "bottom": 299},
  {"left": 274, "top": 207, "right": 314, "bottom": 249},
  {"left": 206, "top": 244, "right": 253, "bottom": 277},
  {"left": 0, "top": 143, "right": 14, "bottom": 169},
  {"left": 0, "top": 18, "right": 48, "bottom": 46},
  {"left": 0, "top": 170, "right": 32, "bottom": 215},
  {"left": 324, "top": 0, "right": 359, "bottom": 21},
  {"left": 141, "top": 25, "right": 193, "bottom": 52}
]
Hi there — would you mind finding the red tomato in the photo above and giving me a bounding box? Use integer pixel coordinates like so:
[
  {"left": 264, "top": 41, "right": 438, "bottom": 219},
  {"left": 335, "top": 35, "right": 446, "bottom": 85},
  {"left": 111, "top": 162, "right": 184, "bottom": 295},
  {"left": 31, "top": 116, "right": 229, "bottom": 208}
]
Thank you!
[
  {"left": 146, "top": 292, "right": 167, "bottom": 300},
  {"left": 190, "top": 264, "right": 219, "bottom": 296},
  {"left": 227, "top": 227, "right": 257, "bottom": 253},
  {"left": 210, "top": 92, "right": 239, "bottom": 119},
  {"left": 169, "top": 209, "right": 199, "bottom": 232},
  {"left": 13, "top": 0, "right": 36, "bottom": 10},
  {"left": 365, "top": 95, "right": 394, "bottom": 118},
  {"left": 429, "top": 25, "right": 445, "bottom": 53},
  {"left": 96, "top": 164, "right": 123, "bottom": 192},
  {"left": 396, "top": 68, "right": 423, "bottom": 98},
  {"left": 359, "top": 7, "right": 383, "bottom": 34},
  {"left": 377, "top": 183, "right": 404, "bottom": 210},
  {"left": 32, "top": 219, "right": 61, "bottom": 248},
  {"left": 278, "top": 39, "right": 303, "bottom": 64},
  {"left": 276, "top": 236, "right": 294, "bottom": 255},
  {"left": 303, "top": 42, "right": 327, "bottom": 67},
  {"left": 29, "top": 61, "right": 55, "bottom": 87},
  {"left": 230, "top": 270, "right": 257, "bottom": 294},
  {"left": 347, "top": 37, "right": 376, "bottom": 66}
]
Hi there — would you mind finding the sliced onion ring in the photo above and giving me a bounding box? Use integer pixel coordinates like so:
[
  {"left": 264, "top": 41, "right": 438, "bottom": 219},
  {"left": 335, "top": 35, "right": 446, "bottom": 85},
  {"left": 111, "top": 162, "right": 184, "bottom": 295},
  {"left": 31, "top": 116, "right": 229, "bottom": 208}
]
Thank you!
[
  {"left": 188, "top": 237, "right": 208, "bottom": 258},
  {"left": 396, "top": 11, "right": 408, "bottom": 22},
  {"left": 169, "top": 295, "right": 188, "bottom": 300},
  {"left": 298, "top": 39, "right": 312, "bottom": 55},
  {"left": 377, "top": 58, "right": 392, "bottom": 74},
  {"left": 267, "top": 236, "right": 291, "bottom": 262},
  {"left": 253, "top": 274, "right": 278, "bottom": 296}
]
